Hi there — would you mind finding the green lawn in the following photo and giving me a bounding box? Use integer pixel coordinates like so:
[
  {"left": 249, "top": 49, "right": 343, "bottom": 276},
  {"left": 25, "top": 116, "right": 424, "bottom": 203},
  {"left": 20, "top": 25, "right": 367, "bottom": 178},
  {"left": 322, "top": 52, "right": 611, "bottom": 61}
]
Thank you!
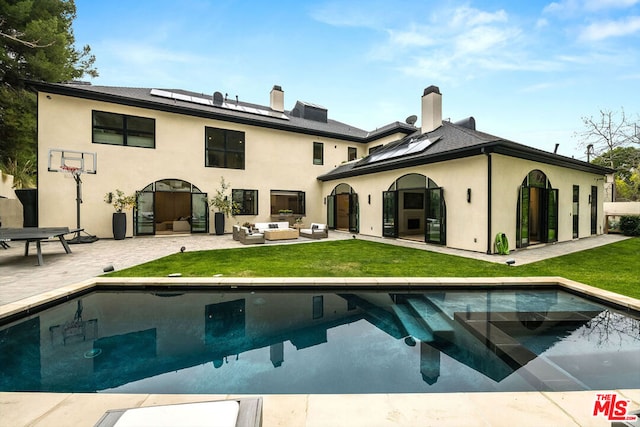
[{"left": 106, "top": 237, "right": 640, "bottom": 299}]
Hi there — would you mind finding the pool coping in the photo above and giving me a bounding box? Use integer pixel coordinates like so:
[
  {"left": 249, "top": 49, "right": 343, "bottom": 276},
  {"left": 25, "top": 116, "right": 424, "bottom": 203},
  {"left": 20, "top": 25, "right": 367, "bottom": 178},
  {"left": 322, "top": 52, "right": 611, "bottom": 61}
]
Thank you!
[{"left": 1, "top": 276, "right": 639, "bottom": 323}]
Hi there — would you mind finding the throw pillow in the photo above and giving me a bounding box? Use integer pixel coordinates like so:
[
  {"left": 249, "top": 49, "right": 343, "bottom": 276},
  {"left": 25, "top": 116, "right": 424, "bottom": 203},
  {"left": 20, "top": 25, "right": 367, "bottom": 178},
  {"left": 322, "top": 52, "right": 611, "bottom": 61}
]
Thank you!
[{"left": 269, "top": 223, "right": 278, "bottom": 229}]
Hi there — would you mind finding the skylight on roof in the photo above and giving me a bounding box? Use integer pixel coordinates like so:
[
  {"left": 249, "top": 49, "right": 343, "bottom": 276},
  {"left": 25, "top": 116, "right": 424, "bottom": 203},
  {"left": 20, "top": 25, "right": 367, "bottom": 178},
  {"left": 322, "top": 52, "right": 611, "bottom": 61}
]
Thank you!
[{"left": 149, "top": 89, "right": 289, "bottom": 121}]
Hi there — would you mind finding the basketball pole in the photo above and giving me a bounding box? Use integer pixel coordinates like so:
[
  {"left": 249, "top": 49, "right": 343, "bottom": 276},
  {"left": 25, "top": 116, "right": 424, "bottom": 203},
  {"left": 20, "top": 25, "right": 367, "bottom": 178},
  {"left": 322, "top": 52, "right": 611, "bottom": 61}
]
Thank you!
[{"left": 67, "top": 169, "right": 98, "bottom": 244}]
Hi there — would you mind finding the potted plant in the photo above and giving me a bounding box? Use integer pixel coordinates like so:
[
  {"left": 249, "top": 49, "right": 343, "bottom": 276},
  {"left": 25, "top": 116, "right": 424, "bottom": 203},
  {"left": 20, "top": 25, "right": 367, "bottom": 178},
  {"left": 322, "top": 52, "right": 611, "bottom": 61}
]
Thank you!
[
  {"left": 2, "top": 158, "right": 38, "bottom": 227},
  {"left": 104, "top": 189, "right": 136, "bottom": 240},
  {"left": 209, "top": 177, "right": 239, "bottom": 235}
]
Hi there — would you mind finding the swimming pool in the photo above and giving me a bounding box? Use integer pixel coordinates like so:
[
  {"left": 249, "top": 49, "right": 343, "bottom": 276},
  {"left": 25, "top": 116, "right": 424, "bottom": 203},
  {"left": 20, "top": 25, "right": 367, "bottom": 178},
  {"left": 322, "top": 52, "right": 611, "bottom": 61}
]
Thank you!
[{"left": 1, "top": 282, "right": 639, "bottom": 394}]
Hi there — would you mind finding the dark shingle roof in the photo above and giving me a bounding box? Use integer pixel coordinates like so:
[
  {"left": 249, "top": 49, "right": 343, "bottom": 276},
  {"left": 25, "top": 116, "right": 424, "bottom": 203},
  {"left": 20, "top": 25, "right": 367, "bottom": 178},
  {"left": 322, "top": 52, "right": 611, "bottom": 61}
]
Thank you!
[
  {"left": 318, "top": 120, "right": 613, "bottom": 181},
  {"left": 27, "top": 81, "right": 416, "bottom": 143}
]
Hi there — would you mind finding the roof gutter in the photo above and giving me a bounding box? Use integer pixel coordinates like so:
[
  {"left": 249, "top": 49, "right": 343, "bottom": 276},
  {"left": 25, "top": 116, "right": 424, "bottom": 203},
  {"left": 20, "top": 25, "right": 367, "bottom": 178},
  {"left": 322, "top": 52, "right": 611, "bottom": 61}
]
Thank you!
[
  {"left": 318, "top": 141, "right": 614, "bottom": 182},
  {"left": 26, "top": 80, "right": 414, "bottom": 144}
]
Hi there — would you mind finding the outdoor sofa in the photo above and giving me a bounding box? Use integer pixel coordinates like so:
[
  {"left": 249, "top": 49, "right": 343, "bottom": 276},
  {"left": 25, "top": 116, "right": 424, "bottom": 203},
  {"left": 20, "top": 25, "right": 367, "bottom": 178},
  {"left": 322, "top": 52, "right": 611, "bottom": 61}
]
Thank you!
[
  {"left": 254, "top": 221, "right": 299, "bottom": 241},
  {"left": 299, "top": 223, "right": 328, "bottom": 239},
  {"left": 237, "top": 226, "right": 264, "bottom": 245}
]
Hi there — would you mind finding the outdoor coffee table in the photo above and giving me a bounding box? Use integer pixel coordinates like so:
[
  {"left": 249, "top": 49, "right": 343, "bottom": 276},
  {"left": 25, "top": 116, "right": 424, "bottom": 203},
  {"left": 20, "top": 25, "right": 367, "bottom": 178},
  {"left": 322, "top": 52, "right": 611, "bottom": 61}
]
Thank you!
[
  {"left": 263, "top": 228, "right": 299, "bottom": 241},
  {"left": 0, "top": 227, "right": 83, "bottom": 266}
]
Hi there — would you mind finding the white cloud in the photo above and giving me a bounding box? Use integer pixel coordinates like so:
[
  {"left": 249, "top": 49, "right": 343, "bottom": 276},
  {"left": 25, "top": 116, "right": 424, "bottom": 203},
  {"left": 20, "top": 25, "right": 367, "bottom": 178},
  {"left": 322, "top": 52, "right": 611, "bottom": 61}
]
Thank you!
[
  {"left": 544, "top": 0, "right": 639, "bottom": 14},
  {"left": 309, "top": 0, "right": 404, "bottom": 28},
  {"left": 454, "top": 26, "right": 518, "bottom": 54},
  {"left": 450, "top": 6, "right": 508, "bottom": 27},
  {"left": 579, "top": 16, "right": 640, "bottom": 41},
  {"left": 583, "top": 0, "right": 639, "bottom": 11},
  {"left": 536, "top": 18, "right": 550, "bottom": 28},
  {"left": 387, "top": 27, "right": 436, "bottom": 48}
]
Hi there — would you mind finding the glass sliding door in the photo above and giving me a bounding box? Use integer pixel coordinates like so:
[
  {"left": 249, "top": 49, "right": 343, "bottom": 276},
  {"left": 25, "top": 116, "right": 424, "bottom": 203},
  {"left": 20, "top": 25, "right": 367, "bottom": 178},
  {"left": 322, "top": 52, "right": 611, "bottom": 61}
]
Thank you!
[
  {"left": 426, "top": 187, "right": 445, "bottom": 244},
  {"left": 191, "top": 193, "right": 208, "bottom": 233},
  {"left": 517, "top": 186, "right": 530, "bottom": 248},
  {"left": 349, "top": 193, "right": 359, "bottom": 233},
  {"left": 382, "top": 191, "right": 397, "bottom": 237},
  {"left": 326, "top": 195, "right": 335, "bottom": 229},
  {"left": 547, "top": 189, "right": 558, "bottom": 242},
  {"left": 572, "top": 185, "right": 579, "bottom": 238},
  {"left": 135, "top": 191, "right": 154, "bottom": 235}
]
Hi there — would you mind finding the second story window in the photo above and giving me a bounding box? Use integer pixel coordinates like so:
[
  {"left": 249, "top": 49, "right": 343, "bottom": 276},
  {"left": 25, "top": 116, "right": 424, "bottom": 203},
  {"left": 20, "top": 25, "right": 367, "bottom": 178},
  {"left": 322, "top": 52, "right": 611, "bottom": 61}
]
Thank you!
[
  {"left": 92, "top": 111, "right": 155, "bottom": 148},
  {"left": 205, "top": 127, "right": 245, "bottom": 169},
  {"left": 313, "top": 142, "right": 323, "bottom": 165},
  {"left": 348, "top": 146, "right": 357, "bottom": 161}
]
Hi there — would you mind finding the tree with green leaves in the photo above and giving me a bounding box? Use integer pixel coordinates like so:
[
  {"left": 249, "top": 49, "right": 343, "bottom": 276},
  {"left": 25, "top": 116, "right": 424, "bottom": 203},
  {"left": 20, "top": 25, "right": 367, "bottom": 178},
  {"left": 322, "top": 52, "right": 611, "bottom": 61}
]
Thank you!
[
  {"left": 577, "top": 109, "right": 640, "bottom": 201},
  {"left": 591, "top": 147, "right": 640, "bottom": 201},
  {"left": 0, "top": 0, "right": 97, "bottom": 187}
]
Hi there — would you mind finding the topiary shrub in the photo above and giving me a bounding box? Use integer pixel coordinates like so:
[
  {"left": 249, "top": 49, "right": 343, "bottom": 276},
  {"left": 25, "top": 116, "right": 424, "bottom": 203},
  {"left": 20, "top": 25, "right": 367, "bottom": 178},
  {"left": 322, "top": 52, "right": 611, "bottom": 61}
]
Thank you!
[{"left": 619, "top": 215, "right": 640, "bottom": 236}]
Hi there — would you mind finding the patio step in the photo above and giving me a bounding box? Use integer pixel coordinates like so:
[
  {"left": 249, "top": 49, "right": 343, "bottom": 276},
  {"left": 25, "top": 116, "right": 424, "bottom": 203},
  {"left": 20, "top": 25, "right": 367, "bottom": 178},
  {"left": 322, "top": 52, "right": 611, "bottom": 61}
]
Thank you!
[{"left": 391, "top": 303, "right": 434, "bottom": 342}]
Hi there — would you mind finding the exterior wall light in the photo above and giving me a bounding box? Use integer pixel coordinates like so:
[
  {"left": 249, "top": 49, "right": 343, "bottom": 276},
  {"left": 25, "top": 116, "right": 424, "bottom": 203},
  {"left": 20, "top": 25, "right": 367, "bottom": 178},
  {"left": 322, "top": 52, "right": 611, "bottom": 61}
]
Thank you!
[
  {"left": 467, "top": 188, "right": 471, "bottom": 203},
  {"left": 368, "top": 194, "right": 371, "bottom": 204}
]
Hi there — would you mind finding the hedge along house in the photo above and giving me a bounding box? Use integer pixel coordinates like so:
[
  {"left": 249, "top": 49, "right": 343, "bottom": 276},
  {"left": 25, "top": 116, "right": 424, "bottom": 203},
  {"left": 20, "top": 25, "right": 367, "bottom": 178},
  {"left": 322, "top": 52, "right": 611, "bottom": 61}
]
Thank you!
[
  {"left": 29, "top": 81, "right": 414, "bottom": 239},
  {"left": 30, "top": 81, "right": 611, "bottom": 253},
  {"left": 317, "top": 86, "right": 613, "bottom": 253}
]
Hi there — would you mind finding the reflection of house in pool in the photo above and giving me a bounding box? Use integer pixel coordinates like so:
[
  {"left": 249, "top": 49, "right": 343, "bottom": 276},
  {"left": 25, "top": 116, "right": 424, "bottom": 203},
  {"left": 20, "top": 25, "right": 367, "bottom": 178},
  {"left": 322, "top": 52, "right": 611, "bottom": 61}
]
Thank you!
[
  {"left": 345, "top": 291, "right": 605, "bottom": 387},
  {"left": 1, "top": 289, "right": 633, "bottom": 394}
]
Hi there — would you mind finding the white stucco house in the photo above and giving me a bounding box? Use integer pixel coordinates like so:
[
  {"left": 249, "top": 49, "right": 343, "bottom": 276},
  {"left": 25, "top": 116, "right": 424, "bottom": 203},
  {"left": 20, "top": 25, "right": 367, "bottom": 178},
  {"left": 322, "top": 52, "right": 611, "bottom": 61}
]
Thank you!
[{"left": 28, "top": 81, "right": 612, "bottom": 253}]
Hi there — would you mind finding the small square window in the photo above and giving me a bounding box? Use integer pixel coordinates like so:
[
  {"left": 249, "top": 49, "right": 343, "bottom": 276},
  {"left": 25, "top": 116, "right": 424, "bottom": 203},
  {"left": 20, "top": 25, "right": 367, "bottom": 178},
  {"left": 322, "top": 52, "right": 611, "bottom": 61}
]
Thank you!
[{"left": 348, "top": 147, "right": 357, "bottom": 161}]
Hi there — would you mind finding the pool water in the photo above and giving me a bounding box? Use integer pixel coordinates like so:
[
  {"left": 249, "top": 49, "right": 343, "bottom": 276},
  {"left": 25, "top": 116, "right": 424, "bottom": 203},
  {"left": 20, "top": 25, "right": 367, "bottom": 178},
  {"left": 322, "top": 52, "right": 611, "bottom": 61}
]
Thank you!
[{"left": 1, "top": 288, "right": 639, "bottom": 394}]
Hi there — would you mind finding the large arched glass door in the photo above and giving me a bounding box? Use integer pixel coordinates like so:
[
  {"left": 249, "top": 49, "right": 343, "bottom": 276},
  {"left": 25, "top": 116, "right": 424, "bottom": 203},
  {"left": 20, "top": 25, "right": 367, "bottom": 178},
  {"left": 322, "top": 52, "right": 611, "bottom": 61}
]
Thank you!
[
  {"left": 135, "top": 179, "right": 208, "bottom": 235},
  {"left": 327, "top": 183, "right": 358, "bottom": 232},
  {"left": 382, "top": 174, "right": 445, "bottom": 245},
  {"left": 516, "top": 170, "right": 557, "bottom": 248}
]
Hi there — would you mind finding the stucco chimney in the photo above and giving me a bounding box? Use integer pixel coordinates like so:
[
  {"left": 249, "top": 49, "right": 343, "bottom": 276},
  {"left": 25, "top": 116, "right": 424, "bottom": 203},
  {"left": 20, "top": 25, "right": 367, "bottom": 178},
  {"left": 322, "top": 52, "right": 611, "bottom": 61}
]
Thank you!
[
  {"left": 421, "top": 85, "right": 442, "bottom": 133},
  {"left": 270, "top": 85, "right": 284, "bottom": 112}
]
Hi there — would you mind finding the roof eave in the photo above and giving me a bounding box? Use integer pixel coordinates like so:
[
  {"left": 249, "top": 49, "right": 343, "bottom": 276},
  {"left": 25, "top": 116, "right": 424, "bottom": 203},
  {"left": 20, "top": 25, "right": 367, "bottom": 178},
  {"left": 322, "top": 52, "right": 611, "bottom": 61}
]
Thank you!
[
  {"left": 317, "top": 141, "right": 614, "bottom": 182},
  {"left": 27, "top": 80, "right": 414, "bottom": 144}
]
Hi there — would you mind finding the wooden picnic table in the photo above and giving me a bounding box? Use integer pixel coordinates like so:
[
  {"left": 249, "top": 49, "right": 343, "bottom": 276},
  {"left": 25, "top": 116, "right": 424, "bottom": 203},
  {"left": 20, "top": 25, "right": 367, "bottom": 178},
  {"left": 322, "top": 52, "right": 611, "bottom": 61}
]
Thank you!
[{"left": 0, "top": 227, "right": 83, "bottom": 266}]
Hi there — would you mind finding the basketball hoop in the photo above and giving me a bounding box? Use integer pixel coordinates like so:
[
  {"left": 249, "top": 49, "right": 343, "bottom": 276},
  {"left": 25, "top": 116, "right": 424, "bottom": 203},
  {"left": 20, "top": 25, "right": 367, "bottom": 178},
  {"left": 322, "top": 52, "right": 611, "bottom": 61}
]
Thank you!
[
  {"left": 48, "top": 149, "right": 98, "bottom": 244},
  {"left": 61, "top": 165, "right": 82, "bottom": 179}
]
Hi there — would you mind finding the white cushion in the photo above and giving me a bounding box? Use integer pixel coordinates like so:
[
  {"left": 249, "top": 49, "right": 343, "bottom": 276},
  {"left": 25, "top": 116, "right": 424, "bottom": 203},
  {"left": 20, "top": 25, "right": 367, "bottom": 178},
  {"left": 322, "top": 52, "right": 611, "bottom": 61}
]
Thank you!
[{"left": 114, "top": 401, "right": 239, "bottom": 427}]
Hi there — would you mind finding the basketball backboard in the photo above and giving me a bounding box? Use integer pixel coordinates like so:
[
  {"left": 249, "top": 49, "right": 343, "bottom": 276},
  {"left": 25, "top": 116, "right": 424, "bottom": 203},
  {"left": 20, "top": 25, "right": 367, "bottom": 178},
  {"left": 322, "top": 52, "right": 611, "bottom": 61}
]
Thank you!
[{"left": 48, "top": 149, "right": 97, "bottom": 174}]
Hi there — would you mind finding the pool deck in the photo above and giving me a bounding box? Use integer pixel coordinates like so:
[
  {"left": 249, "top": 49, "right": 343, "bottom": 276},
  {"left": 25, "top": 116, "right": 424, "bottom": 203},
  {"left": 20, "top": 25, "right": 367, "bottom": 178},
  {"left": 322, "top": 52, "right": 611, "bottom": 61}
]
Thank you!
[{"left": 1, "top": 232, "right": 638, "bottom": 426}]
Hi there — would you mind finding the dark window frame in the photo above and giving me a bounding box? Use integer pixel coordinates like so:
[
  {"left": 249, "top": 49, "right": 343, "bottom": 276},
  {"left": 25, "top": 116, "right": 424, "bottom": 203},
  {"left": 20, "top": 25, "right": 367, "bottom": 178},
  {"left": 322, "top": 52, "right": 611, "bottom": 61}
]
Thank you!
[
  {"left": 205, "top": 127, "right": 246, "bottom": 170},
  {"left": 92, "top": 110, "right": 155, "bottom": 148},
  {"left": 313, "top": 142, "right": 324, "bottom": 165},
  {"left": 232, "top": 189, "right": 258, "bottom": 215},
  {"left": 348, "top": 146, "right": 357, "bottom": 161},
  {"left": 270, "top": 190, "right": 306, "bottom": 215}
]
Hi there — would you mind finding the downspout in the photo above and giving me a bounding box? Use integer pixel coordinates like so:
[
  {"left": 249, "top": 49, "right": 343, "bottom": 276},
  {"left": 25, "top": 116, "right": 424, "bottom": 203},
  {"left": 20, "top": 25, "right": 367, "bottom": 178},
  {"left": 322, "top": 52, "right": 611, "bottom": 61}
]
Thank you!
[{"left": 484, "top": 149, "right": 492, "bottom": 254}]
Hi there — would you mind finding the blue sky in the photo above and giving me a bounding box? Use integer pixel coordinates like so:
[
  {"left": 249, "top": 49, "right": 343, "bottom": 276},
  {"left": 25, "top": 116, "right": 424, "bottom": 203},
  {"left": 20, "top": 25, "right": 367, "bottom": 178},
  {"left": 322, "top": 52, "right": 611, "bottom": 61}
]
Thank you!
[{"left": 73, "top": 0, "right": 640, "bottom": 160}]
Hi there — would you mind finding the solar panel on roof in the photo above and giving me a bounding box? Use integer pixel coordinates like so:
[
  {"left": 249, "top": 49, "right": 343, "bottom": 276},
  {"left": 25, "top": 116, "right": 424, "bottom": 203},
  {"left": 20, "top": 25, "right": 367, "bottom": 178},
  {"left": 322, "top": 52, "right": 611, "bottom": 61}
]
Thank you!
[
  {"left": 149, "top": 89, "right": 289, "bottom": 120},
  {"left": 356, "top": 136, "right": 438, "bottom": 167}
]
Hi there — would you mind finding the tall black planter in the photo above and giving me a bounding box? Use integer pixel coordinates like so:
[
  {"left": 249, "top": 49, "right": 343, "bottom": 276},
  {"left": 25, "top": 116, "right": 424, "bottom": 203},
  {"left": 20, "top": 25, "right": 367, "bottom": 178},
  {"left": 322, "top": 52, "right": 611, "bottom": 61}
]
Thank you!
[
  {"left": 112, "top": 212, "right": 127, "bottom": 240},
  {"left": 214, "top": 212, "right": 225, "bottom": 235},
  {"left": 15, "top": 188, "right": 38, "bottom": 227}
]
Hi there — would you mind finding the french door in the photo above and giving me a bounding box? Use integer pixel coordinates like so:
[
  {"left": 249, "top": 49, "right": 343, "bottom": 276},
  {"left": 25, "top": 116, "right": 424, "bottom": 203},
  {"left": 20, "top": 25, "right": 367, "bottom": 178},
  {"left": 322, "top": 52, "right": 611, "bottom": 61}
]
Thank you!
[{"left": 426, "top": 187, "right": 445, "bottom": 245}]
